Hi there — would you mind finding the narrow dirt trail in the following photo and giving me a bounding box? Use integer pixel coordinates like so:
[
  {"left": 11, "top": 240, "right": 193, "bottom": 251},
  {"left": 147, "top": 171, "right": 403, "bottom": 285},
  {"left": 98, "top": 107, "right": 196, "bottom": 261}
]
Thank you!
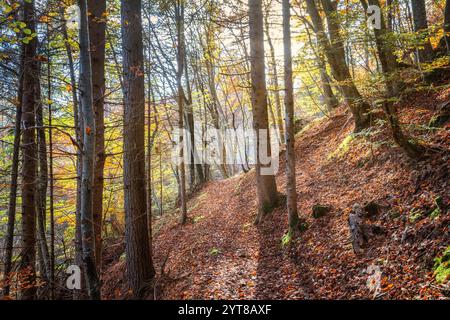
[
  {"left": 154, "top": 113, "right": 350, "bottom": 299},
  {"left": 151, "top": 115, "right": 350, "bottom": 299}
]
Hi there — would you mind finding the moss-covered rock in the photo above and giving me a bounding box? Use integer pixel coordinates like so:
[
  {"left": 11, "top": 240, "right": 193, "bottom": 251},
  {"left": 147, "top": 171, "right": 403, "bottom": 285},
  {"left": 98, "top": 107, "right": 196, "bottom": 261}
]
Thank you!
[
  {"left": 427, "top": 196, "right": 444, "bottom": 219},
  {"left": 409, "top": 209, "right": 424, "bottom": 223},
  {"left": 312, "top": 204, "right": 332, "bottom": 219},
  {"left": 434, "top": 246, "right": 450, "bottom": 284}
]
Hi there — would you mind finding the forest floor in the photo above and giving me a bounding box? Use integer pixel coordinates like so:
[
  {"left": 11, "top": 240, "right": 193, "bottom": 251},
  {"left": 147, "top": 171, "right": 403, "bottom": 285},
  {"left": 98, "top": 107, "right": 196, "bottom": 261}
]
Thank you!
[{"left": 103, "top": 86, "right": 449, "bottom": 300}]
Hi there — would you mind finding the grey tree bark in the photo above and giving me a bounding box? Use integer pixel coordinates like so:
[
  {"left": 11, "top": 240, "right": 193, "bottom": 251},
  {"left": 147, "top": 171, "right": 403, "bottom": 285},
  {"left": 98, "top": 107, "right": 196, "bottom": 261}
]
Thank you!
[
  {"left": 176, "top": 0, "right": 188, "bottom": 224},
  {"left": 2, "top": 49, "right": 24, "bottom": 298},
  {"left": 78, "top": 0, "right": 101, "bottom": 300},
  {"left": 35, "top": 66, "right": 51, "bottom": 285},
  {"left": 302, "top": 17, "right": 339, "bottom": 111},
  {"left": 264, "top": 2, "right": 285, "bottom": 144},
  {"left": 305, "top": 0, "right": 371, "bottom": 132},
  {"left": 249, "top": 0, "right": 279, "bottom": 224},
  {"left": 60, "top": 7, "right": 86, "bottom": 299},
  {"left": 282, "top": 0, "right": 300, "bottom": 233},
  {"left": 147, "top": 68, "right": 153, "bottom": 258},
  {"left": 318, "top": 54, "right": 339, "bottom": 111},
  {"left": 363, "top": 0, "right": 425, "bottom": 159},
  {"left": 361, "top": 0, "right": 399, "bottom": 92},
  {"left": 203, "top": 28, "right": 229, "bottom": 179},
  {"left": 46, "top": 44, "right": 56, "bottom": 299}
]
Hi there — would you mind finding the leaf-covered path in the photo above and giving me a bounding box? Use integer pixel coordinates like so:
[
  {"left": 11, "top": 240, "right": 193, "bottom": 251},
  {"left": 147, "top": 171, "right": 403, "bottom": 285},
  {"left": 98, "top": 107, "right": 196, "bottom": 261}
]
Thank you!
[{"left": 103, "top": 89, "right": 449, "bottom": 300}]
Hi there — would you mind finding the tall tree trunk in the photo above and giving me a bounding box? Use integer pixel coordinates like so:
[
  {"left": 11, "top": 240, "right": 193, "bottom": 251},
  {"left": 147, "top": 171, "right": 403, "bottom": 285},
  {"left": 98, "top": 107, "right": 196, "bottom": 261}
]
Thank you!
[
  {"left": 176, "top": 0, "right": 188, "bottom": 224},
  {"left": 184, "top": 62, "right": 203, "bottom": 187},
  {"left": 361, "top": 0, "right": 399, "bottom": 92},
  {"left": 267, "top": 97, "right": 280, "bottom": 143},
  {"left": 60, "top": 7, "right": 86, "bottom": 299},
  {"left": 442, "top": 0, "right": 450, "bottom": 53},
  {"left": 411, "top": 0, "right": 434, "bottom": 62},
  {"left": 184, "top": 67, "right": 195, "bottom": 188},
  {"left": 318, "top": 54, "right": 339, "bottom": 111},
  {"left": 147, "top": 76, "right": 153, "bottom": 260},
  {"left": 35, "top": 71, "right": 47, "bottom": 232},
  {"left": 192, "top": 54, "right": 213, "bottom": 180},
  {"left": 46, "top": 44, "right": 55, "bottom": 299},
  {"left": 303, "top": 19, "right": 339, "bottom": 111},
  {"left": 264, "top": 2, "right": 285, "bottom": 144},
  {"left": 2, "top": 50, "right": 24, "bottom": 298},
  {"left": 35, "top": 66, "right": 51, "bottom": 286},
  {"left": 282, "top": 0, "right": 300, "bottom": 233},
  {"left": 249, "top": 0, "right": 279, "bottom": 224},
  {"left": 121, "top": 0, "right": 155, "bottom": 299},
  {"left": 305, "top": 0, "right": 371, "bottom": 132},
  {"left": 19, "top": 0, "right": 38, "bottom": 300},
  {"left": 363, "top": 0, "right": 425, "bottom": 159},
  {"left": 203, "top": 29, "right": 229, "bottom": 179},
  {"left": 145, "top": 36, "right": 154, "bottom": 256},
  {"left": 78, "top": 0, "right": 101, "bottom": 300},
  {"left": 88, "top": 0, "right": 107, "bottom": 274}
]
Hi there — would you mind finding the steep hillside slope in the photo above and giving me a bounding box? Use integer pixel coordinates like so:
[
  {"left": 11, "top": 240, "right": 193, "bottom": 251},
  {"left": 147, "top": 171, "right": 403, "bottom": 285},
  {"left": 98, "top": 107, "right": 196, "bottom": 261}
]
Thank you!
[{"left": 103, "top": 88, "right": 449, "bottom": 300}]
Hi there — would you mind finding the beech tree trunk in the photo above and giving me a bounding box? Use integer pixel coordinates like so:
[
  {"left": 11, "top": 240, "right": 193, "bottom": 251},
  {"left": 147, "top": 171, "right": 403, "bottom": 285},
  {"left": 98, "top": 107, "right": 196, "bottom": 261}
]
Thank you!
[
  {"left": 46, "top": 46, "right": 55, "bottom": 299},
  {"left": 19, "top": 0, "right": 38, "bottom": 300},
  {"left": 184, "top": 62, "right": 204, "bottom": 186},
  {"left": 147, "top": 71, "right": 153, "bottom": 259},
  {"left": 60, "top": 7, "right": 86, "bottom": 299},
  {"left": 88, "top": 0, "right": 107, "bottom": 273},
  {"left": 78, "top": 0, "right": 101, "bottom": 300},
  {"left": 303, "top": 18, "right": 339, "bottom": 111},
  {"left": 121, "top": 0, "right": 155, "bottom": 298},
  {"left": 2, "top": 50, "right": 24, "bottom": 298},
  {"left": 318, "top": 55, "right": 339, "bottom": 111},
  {"left": 176, "top": 0, "right": 188, "bottom": 224},
  {"left": 264, "top": 2, "right": 285, "bottom": 144},
  {"left": 249, "top": 0, "right": 279, "bottom": 224},
  {"left": 364, "top": 0, "right": 425, "bottom": 159},
  {"left": 411, "top": 0, "right": 434, "bottom": 62},
  {"left": 361, "top": 0, "right": 399, "bottom": 93},
  {"left": 184, "top": 64, "right": 195, "bottom": 187},
  {"left": 35, "top": 67, "right": 51, "bottom": 285},
  {"left": 282, "top": 0, "right": 300, "bottom": 233},
  {"left": 305, "top": 0, "right": 371, "bottom": 132},
  {"left": 203, "top": 29, "right": 229, "bottom": 179}
]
